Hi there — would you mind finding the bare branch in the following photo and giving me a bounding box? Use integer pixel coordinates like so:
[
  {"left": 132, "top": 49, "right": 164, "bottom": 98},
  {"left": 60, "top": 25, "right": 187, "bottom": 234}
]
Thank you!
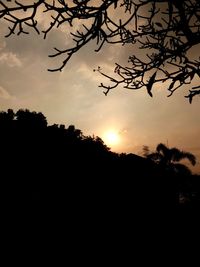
[{"left": 0, "top": 0, "right": 200, "bottom": 101}]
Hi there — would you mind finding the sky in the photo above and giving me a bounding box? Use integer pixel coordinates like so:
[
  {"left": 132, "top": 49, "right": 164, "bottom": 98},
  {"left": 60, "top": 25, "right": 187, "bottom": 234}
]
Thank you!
[{"left": 0, "top": 2, "right": 200, "bottom": 174}]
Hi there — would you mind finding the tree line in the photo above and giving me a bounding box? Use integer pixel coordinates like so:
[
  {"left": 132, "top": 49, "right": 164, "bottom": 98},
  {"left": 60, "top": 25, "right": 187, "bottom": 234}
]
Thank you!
[{"left": 0, "top": 108, "right": 199, "bottom": 213}]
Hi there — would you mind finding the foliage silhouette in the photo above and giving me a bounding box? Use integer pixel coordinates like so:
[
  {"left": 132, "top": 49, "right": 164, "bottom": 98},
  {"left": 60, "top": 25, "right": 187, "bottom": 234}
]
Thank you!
[
  {"left": 0, "top": 108, "right": 199, "bottom": 217},
  {"left": 144, "top": 143, "right": 200, "bottom": 207},
  {"left": 1, "top": 1, "right": 200, "bottom": 101},
  {"left": 146, "top": 143, "right": 196, "bottom": 176}
]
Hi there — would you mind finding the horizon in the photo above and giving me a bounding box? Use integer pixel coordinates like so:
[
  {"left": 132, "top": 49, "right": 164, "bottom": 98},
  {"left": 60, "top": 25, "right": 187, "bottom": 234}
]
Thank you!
[
  {"left": 0, "top": 2, "right": 199, "bottom": 175},
  {"left": 1, "top": 107, "right": 199, "bottom": 175}
]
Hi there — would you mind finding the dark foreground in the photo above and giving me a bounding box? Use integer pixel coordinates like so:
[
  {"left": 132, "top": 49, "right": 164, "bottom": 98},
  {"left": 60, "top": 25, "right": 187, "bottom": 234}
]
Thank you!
[{"left": 1, "top": 109, "right": 199, "bottom": 229}]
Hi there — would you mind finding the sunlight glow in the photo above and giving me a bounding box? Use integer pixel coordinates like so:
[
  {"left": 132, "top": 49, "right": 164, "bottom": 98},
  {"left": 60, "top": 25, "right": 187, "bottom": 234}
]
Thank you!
[{"left": 104, "top": 130, "right": 120, "bottom": 146}]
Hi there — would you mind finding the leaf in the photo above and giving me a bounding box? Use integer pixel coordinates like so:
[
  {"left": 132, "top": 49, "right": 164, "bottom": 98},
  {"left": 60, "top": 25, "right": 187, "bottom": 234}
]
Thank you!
[
  {"left": 146, "top": 72, "right": 156, "bottom": 97},
  {"left": 189, "top": 72, "right": 195, "bottom": 81},
  {"left": 168, "top": 81, "right": 175, "bottom": 91}
]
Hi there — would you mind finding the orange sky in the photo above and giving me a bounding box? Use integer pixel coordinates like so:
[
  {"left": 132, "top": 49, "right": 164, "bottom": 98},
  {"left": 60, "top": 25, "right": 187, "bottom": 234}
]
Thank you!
[{"left": 0, "top": 8, "right": 199, "bottom": 174}]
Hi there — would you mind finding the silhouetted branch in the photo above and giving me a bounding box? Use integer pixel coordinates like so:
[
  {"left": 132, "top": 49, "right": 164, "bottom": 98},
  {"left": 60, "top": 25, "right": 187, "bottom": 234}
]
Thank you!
[
  {"left": 185, "top": 88, "right": 200, "bottom": 103},
  {"left": 1, "top": 1, "right": 200, "bottom": 100}
]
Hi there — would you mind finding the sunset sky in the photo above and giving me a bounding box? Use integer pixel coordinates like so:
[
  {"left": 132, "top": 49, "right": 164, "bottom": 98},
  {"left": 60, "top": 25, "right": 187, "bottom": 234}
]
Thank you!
[{"left": 0, "top": 5, "right": 200, "bottom": 174}]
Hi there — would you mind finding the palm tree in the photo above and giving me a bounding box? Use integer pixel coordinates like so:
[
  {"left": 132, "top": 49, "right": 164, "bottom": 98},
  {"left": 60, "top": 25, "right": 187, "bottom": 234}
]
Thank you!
[{"left": 147, "top": 143, "right": 196, "bottom": 176}]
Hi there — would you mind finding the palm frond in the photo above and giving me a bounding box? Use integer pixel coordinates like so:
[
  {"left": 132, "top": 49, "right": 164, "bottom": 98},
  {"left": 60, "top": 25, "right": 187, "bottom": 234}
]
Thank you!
[
  {"left": 181, "top": 152, "right": 196, "bottom": 166},
  {"left": 170, "top": 148, "right": 183, "bottom": 162},
  {"left": 156, "top": 143, "right": 169, "bottom": 156}
]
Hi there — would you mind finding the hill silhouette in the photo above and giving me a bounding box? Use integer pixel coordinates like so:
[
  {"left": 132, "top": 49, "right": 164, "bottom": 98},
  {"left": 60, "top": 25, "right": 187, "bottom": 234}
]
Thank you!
[{"left": 1, "top": 109, "right": 199, "bottom": 222}]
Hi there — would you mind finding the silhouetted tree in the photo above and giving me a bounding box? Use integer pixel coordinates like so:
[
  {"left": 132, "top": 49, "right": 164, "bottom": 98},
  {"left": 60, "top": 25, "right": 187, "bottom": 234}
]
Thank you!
[
  {"left": 82, "top": 135, "right": 110, "bottom": 158},
  {"left": 66, "top": 125, "right": 83, "bottom": 140},
  {"left": 16, "top": 109, "right": 47, "bottom": 129},
  {"left": 147, "top": 143, "right": 196, "bottom": 175},
  {"left": 142, "top": 145, "right": 151, "bottom": 158},
  {"left": 1, "top": 108, "right": 200, "bottom": 215},
  {"left": 0, "top": 109, "right": 14, "bottom": 121},
  {"left": 1, "top": 1, "right": 200, "bottom": 101}
]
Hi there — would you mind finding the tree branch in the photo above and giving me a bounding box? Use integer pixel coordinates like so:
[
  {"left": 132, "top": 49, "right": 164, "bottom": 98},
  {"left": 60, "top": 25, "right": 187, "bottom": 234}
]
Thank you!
[{"left": 0, "top": 0, "right": 200, "bottom": 101}]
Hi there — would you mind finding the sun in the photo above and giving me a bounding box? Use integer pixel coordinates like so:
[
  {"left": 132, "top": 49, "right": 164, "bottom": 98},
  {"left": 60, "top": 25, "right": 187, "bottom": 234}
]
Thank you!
[{"left": 104, "top": 130, "right": 120, "bottom": 146}]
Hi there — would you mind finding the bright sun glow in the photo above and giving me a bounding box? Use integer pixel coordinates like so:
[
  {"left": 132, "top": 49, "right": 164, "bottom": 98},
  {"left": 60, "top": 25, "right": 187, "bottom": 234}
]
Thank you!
[{"left": 104, "top": 131, "right": 120, "bottom": 146}]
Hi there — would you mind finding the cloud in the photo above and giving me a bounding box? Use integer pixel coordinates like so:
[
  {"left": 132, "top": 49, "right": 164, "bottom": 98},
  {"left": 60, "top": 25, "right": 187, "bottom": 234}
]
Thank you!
[
  {"left": 0, "top": 52, "right": 22, "bottom": 67},
  {"left": 0, "top": 86, "right": 11, "bottom": 99}
]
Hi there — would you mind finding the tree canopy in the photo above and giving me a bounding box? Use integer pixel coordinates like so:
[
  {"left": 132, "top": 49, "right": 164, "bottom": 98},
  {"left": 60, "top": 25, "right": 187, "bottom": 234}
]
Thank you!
[
  {"left": 0, "top": 108, "right": 199, "bottom": 213},
  {"left": 145, "top": 143, "right": 196, "bottom": 176},
  {"left": 0, "top": 0, "right": 200, "bottom": 101}
]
